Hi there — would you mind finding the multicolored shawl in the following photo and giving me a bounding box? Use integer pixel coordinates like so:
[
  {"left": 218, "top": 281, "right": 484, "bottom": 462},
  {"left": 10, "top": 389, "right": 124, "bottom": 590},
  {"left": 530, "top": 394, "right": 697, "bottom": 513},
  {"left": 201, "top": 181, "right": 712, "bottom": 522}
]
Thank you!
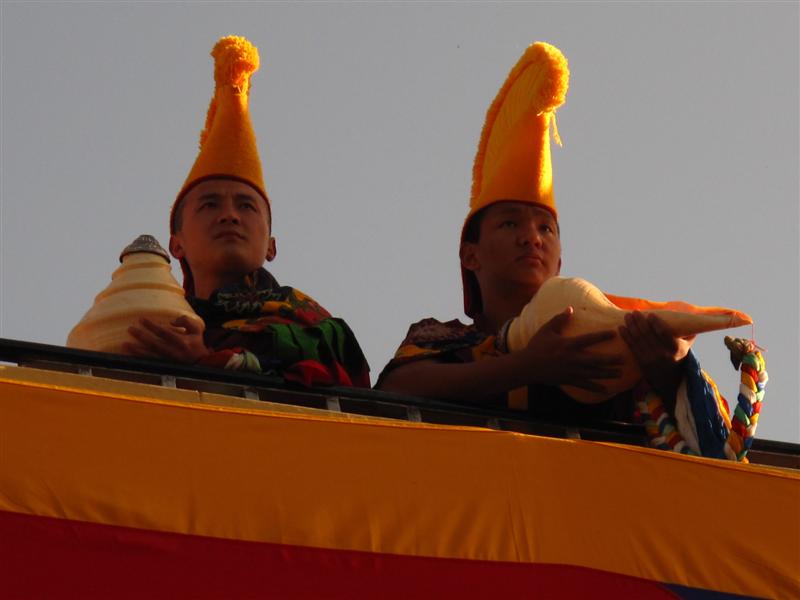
[
  {"left": 379, "top": 318, "right": 762, "bottom": 461},
  {"left": 190, "top": 269, "right": 369, "bottom": 388}
]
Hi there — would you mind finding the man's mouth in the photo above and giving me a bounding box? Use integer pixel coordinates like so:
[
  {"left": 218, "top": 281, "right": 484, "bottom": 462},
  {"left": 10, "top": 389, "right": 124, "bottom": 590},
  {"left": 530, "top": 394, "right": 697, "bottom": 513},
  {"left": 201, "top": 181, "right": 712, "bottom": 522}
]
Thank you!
[
  {"left": 516, "top": 254, "right": 544, "bottom": 265},
  {"left": 214, "top": 231, "right": 245, "bottom": 240}
]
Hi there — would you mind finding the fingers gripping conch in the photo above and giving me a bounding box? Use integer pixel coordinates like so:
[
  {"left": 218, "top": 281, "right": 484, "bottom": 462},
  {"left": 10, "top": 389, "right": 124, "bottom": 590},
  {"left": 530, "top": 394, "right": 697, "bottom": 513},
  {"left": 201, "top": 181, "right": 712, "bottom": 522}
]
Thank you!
[{"left": 506, "top": 277, "right": 752, "bottom": 403}]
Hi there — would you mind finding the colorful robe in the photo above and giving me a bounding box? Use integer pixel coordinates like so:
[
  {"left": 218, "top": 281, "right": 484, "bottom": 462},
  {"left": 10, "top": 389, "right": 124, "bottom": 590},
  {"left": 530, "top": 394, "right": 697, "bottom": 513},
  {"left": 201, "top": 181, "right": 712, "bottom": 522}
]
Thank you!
[
  {"left": 378, "top": 317, "right": 755, "bottom": 461},
  {"left": 191, "top": 269, "right": 369, "bottom": 388}
]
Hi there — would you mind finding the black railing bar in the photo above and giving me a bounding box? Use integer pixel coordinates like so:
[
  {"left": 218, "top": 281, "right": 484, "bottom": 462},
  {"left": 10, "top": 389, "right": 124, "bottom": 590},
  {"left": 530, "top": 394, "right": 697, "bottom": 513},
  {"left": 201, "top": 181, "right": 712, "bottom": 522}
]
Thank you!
[
  {"left": 2, "top": 337, "right": 797, "bottom": 456},
  {"left": 0, "top": 337, "right": 643, "bottom": 434},
  {"left": 749, "top": 438, "right": 800, "bottom": 454},
  {"left": 1, "top": 337, "right": 494, "bottom": 414},
  {"left": 0, "top": 337, "right": 286, "bottom": 387}
]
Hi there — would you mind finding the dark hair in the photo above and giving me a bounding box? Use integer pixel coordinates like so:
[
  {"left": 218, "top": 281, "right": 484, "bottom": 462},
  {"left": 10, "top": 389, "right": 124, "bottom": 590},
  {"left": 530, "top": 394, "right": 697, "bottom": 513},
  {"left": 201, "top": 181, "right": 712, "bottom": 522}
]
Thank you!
[
  {"left": 172, "top": 196, "right": 187, "bottom": 232},
  {"left": 462, "top": 208, "right": 487, "bottom": 244}
]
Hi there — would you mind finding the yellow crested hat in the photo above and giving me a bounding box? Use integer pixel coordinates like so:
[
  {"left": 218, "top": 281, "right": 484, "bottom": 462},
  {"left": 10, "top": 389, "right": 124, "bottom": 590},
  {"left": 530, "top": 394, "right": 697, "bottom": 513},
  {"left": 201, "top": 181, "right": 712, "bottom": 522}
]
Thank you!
[
  {"left": 462, "top": 42, "right": 570, "bottom": 317},
  {"left": 170, "top": 36, "right": 268, "bottom": 234}
]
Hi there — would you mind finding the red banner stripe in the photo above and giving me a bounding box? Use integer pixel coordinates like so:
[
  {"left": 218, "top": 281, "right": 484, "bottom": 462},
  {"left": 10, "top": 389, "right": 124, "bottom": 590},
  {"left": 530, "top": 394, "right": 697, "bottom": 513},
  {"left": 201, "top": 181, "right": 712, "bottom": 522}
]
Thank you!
[{"left": 0, "top": 511, "right": 680, "bottom": 600}]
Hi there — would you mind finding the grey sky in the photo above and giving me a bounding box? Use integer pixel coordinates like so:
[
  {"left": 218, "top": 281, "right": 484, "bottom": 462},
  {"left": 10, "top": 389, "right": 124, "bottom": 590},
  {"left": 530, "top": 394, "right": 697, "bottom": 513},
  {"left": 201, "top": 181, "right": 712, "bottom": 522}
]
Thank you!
[{"left": 1, "top": 2, "right": 798, "bottom": 443}]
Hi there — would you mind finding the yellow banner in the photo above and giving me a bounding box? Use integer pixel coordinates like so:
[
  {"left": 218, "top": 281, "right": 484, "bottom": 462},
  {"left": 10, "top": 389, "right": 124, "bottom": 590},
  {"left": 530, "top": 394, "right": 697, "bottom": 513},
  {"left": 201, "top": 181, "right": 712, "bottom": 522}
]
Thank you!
[{"left": 1, "top": 366, "right": 797, "bottom": 598}]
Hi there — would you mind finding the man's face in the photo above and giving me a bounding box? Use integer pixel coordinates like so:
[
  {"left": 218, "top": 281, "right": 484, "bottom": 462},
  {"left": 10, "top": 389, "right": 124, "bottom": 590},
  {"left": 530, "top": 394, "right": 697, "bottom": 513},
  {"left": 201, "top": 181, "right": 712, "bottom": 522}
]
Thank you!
[
  {"left": 170, "top": 179, "right": 275, "bottom": 282},
  {"left": 461, "top": 202, "right": 561, "bottom": 296}
]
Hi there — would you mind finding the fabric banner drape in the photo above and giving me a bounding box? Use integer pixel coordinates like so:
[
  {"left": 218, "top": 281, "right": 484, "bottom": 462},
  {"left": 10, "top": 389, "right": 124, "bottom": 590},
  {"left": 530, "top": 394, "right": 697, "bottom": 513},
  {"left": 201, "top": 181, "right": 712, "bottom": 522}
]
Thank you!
[{"left": 1, "top": 367, "right": 797, "bottom": 599}]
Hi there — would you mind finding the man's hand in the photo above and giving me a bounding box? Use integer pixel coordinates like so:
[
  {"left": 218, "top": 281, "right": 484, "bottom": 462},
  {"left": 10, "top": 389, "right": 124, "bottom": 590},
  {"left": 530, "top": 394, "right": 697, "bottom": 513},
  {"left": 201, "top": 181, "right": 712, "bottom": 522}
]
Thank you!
[
  {"left": 619, "top": 311, "right": 694, "bottom": 406},
  {"left": 124, "top": 315, "right": 210, "bottom": 364},
  {"left": 515, "top": 307, "right": 624, "bottom": 394}
]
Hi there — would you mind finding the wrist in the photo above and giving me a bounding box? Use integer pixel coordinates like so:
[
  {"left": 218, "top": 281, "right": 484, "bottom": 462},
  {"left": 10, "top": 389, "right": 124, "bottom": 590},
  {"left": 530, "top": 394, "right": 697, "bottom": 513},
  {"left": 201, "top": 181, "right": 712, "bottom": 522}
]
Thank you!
[{"left": 505, "top": 347, "right": 539, "bottom": 388}]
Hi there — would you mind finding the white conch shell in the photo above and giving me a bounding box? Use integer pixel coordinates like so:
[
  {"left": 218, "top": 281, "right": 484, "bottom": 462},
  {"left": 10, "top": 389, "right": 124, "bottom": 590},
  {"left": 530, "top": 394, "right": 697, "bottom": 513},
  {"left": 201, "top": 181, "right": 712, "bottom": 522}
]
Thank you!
[
  {"left": 507, "top": 277, "right": 752, "bottom": 403},
  {"left": 67, "top": 235, "right": 204, "bottom": 355}
]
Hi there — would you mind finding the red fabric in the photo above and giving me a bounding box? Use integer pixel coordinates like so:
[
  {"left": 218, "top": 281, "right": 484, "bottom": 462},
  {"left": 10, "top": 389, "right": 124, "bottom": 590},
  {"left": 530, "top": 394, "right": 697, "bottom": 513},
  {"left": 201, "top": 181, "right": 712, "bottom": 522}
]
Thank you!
[
  {"left": 284, "top": 359, "right": 354, "bottom": 388},
  {"left": 1, "top": 511, "right": 680, "bottom": 600},
  {"left": 195, "top": 347, "right": 241, "bottom": 369}
]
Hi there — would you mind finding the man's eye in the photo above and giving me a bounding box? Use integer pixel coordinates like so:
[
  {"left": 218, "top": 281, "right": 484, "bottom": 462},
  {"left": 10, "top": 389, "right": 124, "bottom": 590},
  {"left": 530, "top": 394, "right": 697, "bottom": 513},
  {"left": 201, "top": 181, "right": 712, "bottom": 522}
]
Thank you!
[
  {"left": 501, "top": 220, "right": 517, "bottom": 228},
  {"left": 199, "top": 201, "right": 216, "bottom": 210}
]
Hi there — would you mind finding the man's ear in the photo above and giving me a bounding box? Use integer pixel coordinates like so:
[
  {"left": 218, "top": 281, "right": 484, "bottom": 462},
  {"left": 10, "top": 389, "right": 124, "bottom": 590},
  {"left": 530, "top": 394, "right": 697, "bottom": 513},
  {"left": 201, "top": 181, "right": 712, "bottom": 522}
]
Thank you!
[
  {"left": 557, "top": 257, "right": 562, "bottom": 275},
  {"left": 460, "top": 242, "right": 480, "bottom": 272},
  {"left": 265, "top": 236, "right": 277, "bottom": 262},
  {"left": 169, "top": 234, "right": 185, "bottom": 260}
]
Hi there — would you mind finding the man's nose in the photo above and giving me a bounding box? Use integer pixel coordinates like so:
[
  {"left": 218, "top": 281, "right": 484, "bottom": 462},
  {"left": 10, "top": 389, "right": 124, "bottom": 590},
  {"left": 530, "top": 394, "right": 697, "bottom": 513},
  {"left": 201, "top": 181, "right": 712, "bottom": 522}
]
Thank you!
[
  {"left": 218, "top": 199, "right": 240, "bottom": 223},
  {"left": 518, "top": 222, "right": 542, "bottom": 246}
]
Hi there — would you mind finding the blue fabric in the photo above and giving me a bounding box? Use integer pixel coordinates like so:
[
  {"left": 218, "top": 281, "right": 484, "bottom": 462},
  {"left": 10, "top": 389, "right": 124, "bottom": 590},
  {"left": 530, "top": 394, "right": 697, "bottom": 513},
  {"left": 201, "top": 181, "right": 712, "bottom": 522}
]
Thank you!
[
  {"left": 683, "top": 351, "right": 729, "bottom": 459},
  {"left": 737, "top": 395, "right": 754, "bottom": 419},
  {"left": 666, "top": 583, "right": 760, "bottom": 599}
]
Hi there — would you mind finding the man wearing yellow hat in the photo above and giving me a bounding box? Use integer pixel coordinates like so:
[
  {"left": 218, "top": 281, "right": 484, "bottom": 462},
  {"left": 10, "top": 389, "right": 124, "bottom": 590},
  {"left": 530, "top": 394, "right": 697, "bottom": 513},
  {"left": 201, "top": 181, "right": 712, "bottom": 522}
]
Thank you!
[
  {"left": 378, "top": 43, "right": 762, "bottom": 459},
  {"left": 126, "top": 36, "right": 370, "bottom": 388}
]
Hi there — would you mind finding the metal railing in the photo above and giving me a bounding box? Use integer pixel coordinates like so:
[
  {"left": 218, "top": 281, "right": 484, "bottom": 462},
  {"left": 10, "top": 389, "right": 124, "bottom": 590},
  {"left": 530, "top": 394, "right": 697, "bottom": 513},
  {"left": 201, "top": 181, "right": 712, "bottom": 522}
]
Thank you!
[{"left": 1, "top": 337, "right": 797, "bottom": 469}]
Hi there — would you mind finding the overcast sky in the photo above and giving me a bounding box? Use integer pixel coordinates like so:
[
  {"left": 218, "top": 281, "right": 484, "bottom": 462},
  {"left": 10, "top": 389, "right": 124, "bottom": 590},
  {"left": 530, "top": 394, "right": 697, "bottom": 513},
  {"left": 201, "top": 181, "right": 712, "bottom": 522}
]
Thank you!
[{"left": 1, "top": 1, "right": 797, "bottom": 443}]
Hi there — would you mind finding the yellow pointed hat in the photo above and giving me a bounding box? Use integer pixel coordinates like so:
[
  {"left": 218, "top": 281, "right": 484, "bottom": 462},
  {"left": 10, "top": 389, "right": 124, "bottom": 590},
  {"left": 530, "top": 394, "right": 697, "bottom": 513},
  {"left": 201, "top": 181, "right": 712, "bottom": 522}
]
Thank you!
[
  {"left": 170, "top": 36, "right": 268, "bottom": 234},
  {"left": 462, "top": 42, "right": 569, "bottom": 317}
]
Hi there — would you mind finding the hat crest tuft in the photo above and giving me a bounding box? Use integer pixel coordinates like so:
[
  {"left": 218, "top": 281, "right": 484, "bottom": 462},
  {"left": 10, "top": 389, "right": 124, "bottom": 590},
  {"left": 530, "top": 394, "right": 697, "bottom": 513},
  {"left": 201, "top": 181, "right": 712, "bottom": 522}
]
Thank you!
[{"left": 212, "top": 36, "right": 260, "bottom": 90}]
